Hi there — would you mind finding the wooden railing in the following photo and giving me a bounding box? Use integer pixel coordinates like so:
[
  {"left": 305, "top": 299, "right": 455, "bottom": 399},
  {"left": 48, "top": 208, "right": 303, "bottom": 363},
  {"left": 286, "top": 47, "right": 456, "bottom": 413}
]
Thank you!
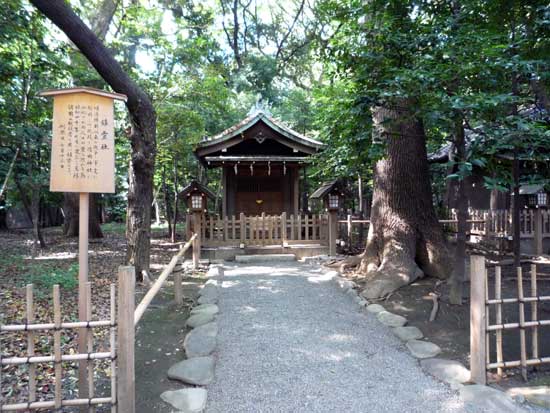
[
  {"left": 134, "top": 233, "right": 198, "bottom": 325},
  {"left": 196, "top": 213, "right": 329, "bottom": 247}
]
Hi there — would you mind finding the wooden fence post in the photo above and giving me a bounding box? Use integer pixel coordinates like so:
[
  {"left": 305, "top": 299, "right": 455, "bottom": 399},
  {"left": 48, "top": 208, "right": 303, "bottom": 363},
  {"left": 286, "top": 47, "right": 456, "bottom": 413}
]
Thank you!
[
  {"left": 328, "top": 211, "right": 338, "bottom": 256},
  {"left": 193, "top": 212, "right": 201, "bottom": 269},
  {"left": 281, "top": 212, "right": 287, "bottom": 247},
  {"left": 347, "top": 214, "right": 352, "bottom": 246},
  {"left": 117, "top": 266, "right": 135, "bottom": 413},
  {"left": 470, "top": 255, "right": 487, "bottom": 385},
  {"left": 534, "top": 208, "right": 543, "bottom": 256}
]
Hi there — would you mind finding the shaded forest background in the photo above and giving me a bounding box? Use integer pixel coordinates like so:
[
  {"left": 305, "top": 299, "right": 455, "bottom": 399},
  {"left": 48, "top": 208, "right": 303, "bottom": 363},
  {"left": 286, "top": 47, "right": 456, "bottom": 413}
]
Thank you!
[{"left": 1, "top": 0, "right": 549, "bottom": 284}]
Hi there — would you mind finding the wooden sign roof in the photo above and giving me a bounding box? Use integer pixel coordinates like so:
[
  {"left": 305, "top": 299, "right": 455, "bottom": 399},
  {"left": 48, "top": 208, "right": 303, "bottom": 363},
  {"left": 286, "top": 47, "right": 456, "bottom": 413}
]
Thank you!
[{"left": 39, "top": 86, "right": 127, "bottom": 102}]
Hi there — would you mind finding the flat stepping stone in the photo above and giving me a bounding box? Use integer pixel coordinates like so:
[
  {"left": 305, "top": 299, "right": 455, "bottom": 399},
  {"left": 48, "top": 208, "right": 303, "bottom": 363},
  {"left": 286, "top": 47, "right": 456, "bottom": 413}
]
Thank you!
[
  {"left": 366, "top": 304, "right": 385, "bottom": 314},
  {"left": 461, "top": 385, "right": 521, "bottom": 412},
  {"left": 167, "top": 356, "right": 215, "bottom": 385},
  {"left": 184, "top": 321, "right": 217, "bottom": 358},
  {"left": 191, "top": 304, "right": 219, "bottom": 316},
  {"left": 186, "top": 312, "right": 216, "bottom": 328},
  {"left": 197, "top": 294, "right": 218, "bottom": 305},
  {"left": 199, "top": 284, "right": 219, "bottom": 300},
  {"left": 393, "top": 326, "right": 423, "bottom": 341},
  {"left": 207, "top": 266, "right": 224, "bottom": 277},
  {"left": 507, "top": 386, "right": 550, "bottom": 409},
  {"left": 161, "top": 388, "right": 207, "bottom": 413},
  {"left": 420, "top": 358, "right": 469, "bottom": 384},
  {"left": 377, "top": 311, "right": 407, "bottom": 327},
  {"left": 406, "top": 339, "right": 441, "bottom": 359}
]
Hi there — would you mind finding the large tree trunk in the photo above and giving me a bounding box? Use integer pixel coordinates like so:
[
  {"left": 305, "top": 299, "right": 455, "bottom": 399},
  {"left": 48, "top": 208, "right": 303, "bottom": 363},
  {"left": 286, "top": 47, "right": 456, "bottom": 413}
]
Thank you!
[
  {"left": 31, "top": 0, "right": 156, "bottom": 281},
  {"left": 63, "top": 193, "right": 104, "bottom": 238},
  {"left": 359, "top": 101, "right": 451, "bottom": 299}
]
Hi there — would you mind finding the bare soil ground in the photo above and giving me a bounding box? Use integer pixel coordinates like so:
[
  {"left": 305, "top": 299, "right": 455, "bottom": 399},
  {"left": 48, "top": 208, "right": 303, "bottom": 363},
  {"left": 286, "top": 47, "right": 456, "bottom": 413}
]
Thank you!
[
  {"left": 0, "top": 224, "right": 202, "bottom": 412},
  {"left": 339, "top": 253, "right": 550, "bottom": 391}
]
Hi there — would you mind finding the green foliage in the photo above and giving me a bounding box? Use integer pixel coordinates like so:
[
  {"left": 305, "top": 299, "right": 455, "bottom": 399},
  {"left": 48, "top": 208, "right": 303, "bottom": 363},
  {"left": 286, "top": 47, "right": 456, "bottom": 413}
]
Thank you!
[{"left": 26, "top": 263, "right": 79, "bottom": 293}]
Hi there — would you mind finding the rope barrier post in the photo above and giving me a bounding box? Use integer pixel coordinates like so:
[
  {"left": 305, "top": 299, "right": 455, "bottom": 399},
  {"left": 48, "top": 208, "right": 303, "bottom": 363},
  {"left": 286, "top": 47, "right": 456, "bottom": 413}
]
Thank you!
[
  {"left": 470, "top": 254, "right": 487, "bottom": 384},
  {"left": 117, "top": 266, "right": 135, "bottom": 413}
]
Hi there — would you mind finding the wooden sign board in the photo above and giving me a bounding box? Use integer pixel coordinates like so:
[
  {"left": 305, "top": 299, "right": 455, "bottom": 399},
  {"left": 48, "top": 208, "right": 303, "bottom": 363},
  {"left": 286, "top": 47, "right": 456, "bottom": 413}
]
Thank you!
[{"left": 40, "top": 87, "right": 127, "bottom": 193}]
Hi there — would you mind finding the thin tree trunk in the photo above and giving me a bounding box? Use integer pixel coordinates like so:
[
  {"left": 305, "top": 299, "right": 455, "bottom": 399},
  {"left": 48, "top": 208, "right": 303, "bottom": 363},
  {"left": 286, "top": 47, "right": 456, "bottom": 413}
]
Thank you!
[
  {"left": 171, "top": 157, "right": 178, "bottom": 243},
  {"left": 449, "top": 116, "right": 467, "bottom": 305},
  {"left": 30, "top": 183, "right": 46, "bottom": 253},
  {"left": 163, "top": 166, "right": 173, "bottom": 239},
  {"left": 359, "top": 100, "right": 451, "bottom": 299},
  {"left": 512, "top": 151, "right": 521, "bottom": 267}
]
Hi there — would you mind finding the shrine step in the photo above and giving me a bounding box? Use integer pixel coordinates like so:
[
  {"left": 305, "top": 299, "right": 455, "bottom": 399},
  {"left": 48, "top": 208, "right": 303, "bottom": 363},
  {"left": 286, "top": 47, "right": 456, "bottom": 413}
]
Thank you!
[{"left": 235, "top": 254, "right": 296, "bottom": 263}]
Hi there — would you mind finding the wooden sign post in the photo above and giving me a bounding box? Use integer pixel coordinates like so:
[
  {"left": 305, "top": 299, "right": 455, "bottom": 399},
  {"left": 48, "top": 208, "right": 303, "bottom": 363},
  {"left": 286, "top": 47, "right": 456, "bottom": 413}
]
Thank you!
[{"left": 40, "top": 87, "right": 127, "bottom": 407}]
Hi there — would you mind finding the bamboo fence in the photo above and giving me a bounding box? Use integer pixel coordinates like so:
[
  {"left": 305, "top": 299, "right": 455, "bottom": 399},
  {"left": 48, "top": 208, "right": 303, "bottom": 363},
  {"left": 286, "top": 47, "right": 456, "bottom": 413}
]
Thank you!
[
  {"left": 470, "top": 255, "right": 550, "bottom": 384},
  {"left": 0, "top": 283, "right": 117, "bottom": 412}
]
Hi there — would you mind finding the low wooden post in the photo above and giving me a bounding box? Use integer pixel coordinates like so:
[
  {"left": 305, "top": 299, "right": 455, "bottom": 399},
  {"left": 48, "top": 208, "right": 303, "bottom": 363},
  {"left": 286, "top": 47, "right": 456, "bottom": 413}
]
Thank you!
[
  {"left": 117, "top": 266, "right": 135, "bottom": 413},
  {"left": 174, "top": 268, "right": 182, "bottom": 305},
  {"left": 192, "top": 212, "right": 201, "bottom": 269},
  {"left": 534, "top": 208, "right": 543, "bottom": 256},
  {"left": 470, "top": 255, "right": 487, "bottom": 385},
  {"left": 240, "top": 212, "right": 245, "bottom": 246},
  {"left": 328, "top": 211, "right": 338, "bottom": 256},
  {"left": 347, "top": 214, "right": 352, "bottom": 246},
  {"left": 281, "top": 212, "right": 287, "bottom": 247}
]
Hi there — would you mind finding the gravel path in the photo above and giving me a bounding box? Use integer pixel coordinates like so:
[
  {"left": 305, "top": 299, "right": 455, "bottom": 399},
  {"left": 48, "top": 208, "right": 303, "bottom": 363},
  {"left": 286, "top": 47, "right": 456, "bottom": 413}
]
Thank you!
[{"left": 206, "top": 262, "right": 483, "bottom": 413}]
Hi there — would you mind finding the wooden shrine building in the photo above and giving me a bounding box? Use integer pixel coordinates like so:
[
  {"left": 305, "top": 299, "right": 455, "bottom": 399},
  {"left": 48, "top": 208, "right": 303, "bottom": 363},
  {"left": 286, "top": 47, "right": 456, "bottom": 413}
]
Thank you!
[{"left": 194, "top": 109, "right": 323, "bottom": 216}]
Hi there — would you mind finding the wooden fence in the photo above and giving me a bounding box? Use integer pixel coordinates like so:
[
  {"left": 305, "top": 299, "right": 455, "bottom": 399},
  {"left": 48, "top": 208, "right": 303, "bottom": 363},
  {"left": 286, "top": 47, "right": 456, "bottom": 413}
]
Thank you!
[
  {"left": 0, "top": 234, "right": 199, "bottom": 413},
  {"left": 338, "top": 209, "right": 550, "bottom": 252},
  {"left": 469, "top": 255, "right": 550, "bottom": 385},
  {"left": 188, "top": 213, "right": 329, "bottom": 247}
]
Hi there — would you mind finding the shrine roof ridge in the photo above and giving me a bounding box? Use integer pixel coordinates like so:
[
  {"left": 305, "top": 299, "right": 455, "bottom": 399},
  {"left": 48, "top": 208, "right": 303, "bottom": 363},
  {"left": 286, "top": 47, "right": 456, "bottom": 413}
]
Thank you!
[{"left": 196, "top": 110, "right": 323, "bottom": 150}]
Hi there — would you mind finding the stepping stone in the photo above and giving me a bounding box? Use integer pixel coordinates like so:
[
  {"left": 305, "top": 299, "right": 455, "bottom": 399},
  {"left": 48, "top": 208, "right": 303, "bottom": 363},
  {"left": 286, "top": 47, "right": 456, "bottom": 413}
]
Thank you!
[
  {"left": 197, "top": 295, "right": 218, "bottom": 305},
  {"left": 184, "top": 322, "right": 217, "bottom": 358},
  {"left": 420, "top": 358, "right": 470, "bottom": 384},
  {"left": 460, "top": 385, "right": 521, "bottom": 412},
  {"left": 393, "top": 326, "right": 423, "bottom": 342},
  {"left": 191, "top": 304, "right": 219, "bottom": 316},
  {"left": 377, "top": 311, "right": 407, "bottom": 327},
  {"left": 161, "top": 388, "right": 207, "bottom": 413},
  {"left": 186, "top": 312, "right": 216, "bottom": 328},
  {"left": 366, "top": 304, "right": 385, "bottom": 314},
  {"left": 507, "top": 386, "right": 550, "bottom": 409},
  {"left": 199, "top": 284, "right": 218, "bottom": 299},
  {"left": 406, "top": 339, "right": 441, "bottom": 359},
  {"left": 167, "top": 356, "right": 215, "bottom": 385},
  {"left": 207, "top": 266, "right": 224, "bottom": 277}
]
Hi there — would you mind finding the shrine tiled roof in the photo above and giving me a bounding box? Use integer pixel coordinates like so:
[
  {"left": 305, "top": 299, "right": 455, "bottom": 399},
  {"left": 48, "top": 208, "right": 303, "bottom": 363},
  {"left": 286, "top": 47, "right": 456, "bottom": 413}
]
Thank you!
[{"left": 196, "top": 109, "right": 323, "bottom": 150}]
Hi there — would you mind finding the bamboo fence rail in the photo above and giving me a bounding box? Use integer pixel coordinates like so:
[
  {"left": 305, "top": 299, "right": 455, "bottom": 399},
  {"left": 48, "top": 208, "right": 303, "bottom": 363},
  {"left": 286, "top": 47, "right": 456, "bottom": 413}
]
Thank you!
[{"left": 134, "top": 233, "right": 197, "bottom": 325}]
